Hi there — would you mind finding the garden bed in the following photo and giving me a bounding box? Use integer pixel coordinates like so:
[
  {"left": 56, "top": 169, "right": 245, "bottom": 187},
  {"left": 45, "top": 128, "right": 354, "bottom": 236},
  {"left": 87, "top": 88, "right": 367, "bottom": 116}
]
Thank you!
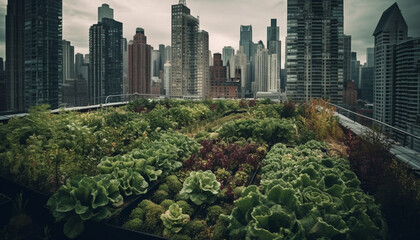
[{"left": 2, "top": 98, "right": 418, "bottom": 239}]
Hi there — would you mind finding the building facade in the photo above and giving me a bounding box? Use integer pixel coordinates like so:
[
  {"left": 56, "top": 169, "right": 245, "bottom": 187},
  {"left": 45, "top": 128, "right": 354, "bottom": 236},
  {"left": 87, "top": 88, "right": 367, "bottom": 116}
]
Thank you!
[
  {"left": 62, "top": 40, "right": 75, "bottom": 83},
  {"left": 89, "top": 6, "right": 123, "bottom": 105},
  {"left": 343, "top": 35, "right": 352, "bottom": 84},
  {"left": 240, "top": 25, "right": 254, "bottom": 62},
  {"left": 5, "top": 0, "right": 63, "bottom": 112},
  {"left": 267, "top": 19, "right": 281, "bottom": 92},
  {"left": 128, "top": 28, "right": 151, "bottom": 95},
  {"left": 171, "top": 0, "right": 209, "bottom": 98},
  {"left": 5, "top": 0, "right": 25, "bottom": 112},
  {"left": 197, "top": 31, "right": 210, "bottom": 98},
  {"left": 0, "top": 58, "right": 5, "bottom": 112},
  {"left": 373, "top": 3, "right": 408, "bottom": 126},
  {"left": 394, "top": 38, "right": 420, "bottom": 149},
  {"left": 286, "top": 0, "right": 344, "bottom": 103},
  {"left": 222, "top": 46, "right": 235, "bottom": 67},
  {"left": 171, "top": 0, "right": 199, "bottom": 97}
]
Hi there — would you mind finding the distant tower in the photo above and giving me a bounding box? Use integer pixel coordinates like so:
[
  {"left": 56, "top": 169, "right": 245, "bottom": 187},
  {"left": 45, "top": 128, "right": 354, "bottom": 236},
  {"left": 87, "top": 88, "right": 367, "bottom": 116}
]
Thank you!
[
  {"left": 179, "top": 0, "right": 186, "bottom": 6},
  {"left": 98, "top": 4, "right": 113, "bottom": 22},
  {"left": 128, "top": 28, "right": 151, "bottom": 95},
  {"left": 373, "top": 3, "right": 408, "bottom": 126},
  {"left": 171, "top": 0, "right": 203, "bottom": 97},
  {"left": 89, "top": 4, "right": 123, "bottom": 104},
  {"left": 286, "top": 0, "right": 344, "bottom": 103}
]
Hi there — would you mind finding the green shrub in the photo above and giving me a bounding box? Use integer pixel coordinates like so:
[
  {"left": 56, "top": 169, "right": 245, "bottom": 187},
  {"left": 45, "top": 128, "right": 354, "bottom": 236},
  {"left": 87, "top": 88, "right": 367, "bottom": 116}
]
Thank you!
[
  {"left": 206, "top": 205, "right": 225, "bottom": 224},
  {"left": 152, "top": 190, "right": 169, "bottom": 204},
  {"left": 129, "top": 208, "right": 145, "bottom": 220},
  {"left": 160, "top": 199, "right": 175, "bottom": 210},
  {"left": 122, "top": 218, "right": 143, "bottom": 231},
  {"left": 175, "top": 200, "right": 194, "bottom": 216}
]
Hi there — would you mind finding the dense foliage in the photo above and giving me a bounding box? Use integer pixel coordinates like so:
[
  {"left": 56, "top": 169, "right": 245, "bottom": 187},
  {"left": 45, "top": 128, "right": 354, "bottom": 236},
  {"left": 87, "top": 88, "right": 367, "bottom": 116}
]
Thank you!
[
  {"left": 2, "top": 99, "right": 409, "bottom": 239},
  {"left": 225, "top": 141, "right": 387, "bottom": 239},
  {"left": 46, "top": 175, "right": 123, "bottom": 239},
  {"left": 217, "top": 118, "right": 297, "bottom": 146}
]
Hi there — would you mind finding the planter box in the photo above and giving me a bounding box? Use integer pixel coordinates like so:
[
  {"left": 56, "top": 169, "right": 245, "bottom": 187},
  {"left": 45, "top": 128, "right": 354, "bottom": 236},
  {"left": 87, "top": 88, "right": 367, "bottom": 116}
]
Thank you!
[
  {"left": 0, "top": 175, "right": 51, "bottom": 221},
  {"left": 0, "top": 193, "right": 11, "bottom": 227}
]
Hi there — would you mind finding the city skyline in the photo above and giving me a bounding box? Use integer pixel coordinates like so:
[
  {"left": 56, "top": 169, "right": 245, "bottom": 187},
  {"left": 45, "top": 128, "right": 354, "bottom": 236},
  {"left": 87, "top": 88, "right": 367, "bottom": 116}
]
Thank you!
[{"left": 0, "top": 0, "right": 420, "bottom": 65}]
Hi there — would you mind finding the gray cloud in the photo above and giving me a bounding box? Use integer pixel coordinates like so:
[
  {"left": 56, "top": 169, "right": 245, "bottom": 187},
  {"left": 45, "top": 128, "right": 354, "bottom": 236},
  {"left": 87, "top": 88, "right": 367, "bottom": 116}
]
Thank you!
[{"left": 0, "top": 0, "right": 419, "bottom": 65}]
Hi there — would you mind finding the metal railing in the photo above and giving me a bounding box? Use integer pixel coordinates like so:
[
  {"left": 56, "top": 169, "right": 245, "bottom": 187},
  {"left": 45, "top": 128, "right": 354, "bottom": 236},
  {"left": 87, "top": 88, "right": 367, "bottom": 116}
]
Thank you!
[{"left": 328, "top": 103, "right": 420, "bottom": 148}]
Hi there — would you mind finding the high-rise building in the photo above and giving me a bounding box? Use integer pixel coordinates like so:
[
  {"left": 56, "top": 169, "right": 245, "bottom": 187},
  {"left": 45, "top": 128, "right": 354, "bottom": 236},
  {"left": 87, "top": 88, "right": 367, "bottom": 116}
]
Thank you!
[
  {"left": 222, "top": 46, "right": 235, "bottom": 67},
  {"left": 151, "top": 49, "right": 161, "bottom": 78},
  {"left": 360, "top": 66, "right": 374, "bottom": 102},
  {"left": 62, "top": 40, "right": 75, "bottom": 82},
  {"left": 89, "top": 5, "right": 123, "bottom": 104},
  {"left": 350, "top": 52, "right": 360, "bottom": 88},
  {"left": 343, "top": 35, "right": 352, "bottom": 84},
  {"left": 266, "top": 19, "right": 281, "bottom": 92},
  {"left": 394, "top": 37, "right": 420, "bottom": 150},
  {"left": 210, "top": 53, "right": 239, "bottom": 99},
  {"left": 197, "top": 31, "right": 210, "bottom": 98},
  {"left": 5, "top": 0, "right": 25, "bottom": 112},
  {"left": 268, "top": 54, "right": 280, "bottom": 92},
  {"left": 128, "top": 28, "right": 151, "bottom": 95},
  {"left": 25, "top": 0, "right": 63, "bottom": 110},
  {"left": 267, "top": 19, "right": 279, "bottom": 47},
  {"left": 165, "top": 46, "right": 172, "bottom": 63},
  {"left": 164, "top": 61, "right": 171, "bottom": 96},
  {"left": 254, "top": 44, "right": 269, "bottom": 93},
  {"left": 240, "top": 25, "right": 253, "bottom": 61},
  {"left": 286, "top": 0, "right": 344, "bottom": 103},
  {"left": 171, "top": 0, "right": 208, "bottom": 98},
  {"left": 75, "top": 53, "right": 84, "bottom": 77},
  {"left": 98, "top": 3, "right": 113, "bottom": 22},
  {"left": 122, "top": 38, "right": 129, "bottom": 95},
  {"left": 373, "top": 3, "right": 408, "bottom": 126},
  {"left": 0, "top": 58, "right": 5, "bottom": 112},
  {"left": 230, "top": 46, "right": 250, "bottom": 98},
  {"left": 366, "top": 48, "right": 374, "bottom": 68},
  {"left": 5, "top": 0, "right": 62, "bottom": 112}
]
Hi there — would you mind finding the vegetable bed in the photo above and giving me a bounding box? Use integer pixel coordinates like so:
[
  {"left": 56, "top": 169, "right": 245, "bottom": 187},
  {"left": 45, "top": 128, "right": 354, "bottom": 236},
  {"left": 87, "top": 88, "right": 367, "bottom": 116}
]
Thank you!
[{"left": 0, "top": 99, "right": 393, "bottom": 239}]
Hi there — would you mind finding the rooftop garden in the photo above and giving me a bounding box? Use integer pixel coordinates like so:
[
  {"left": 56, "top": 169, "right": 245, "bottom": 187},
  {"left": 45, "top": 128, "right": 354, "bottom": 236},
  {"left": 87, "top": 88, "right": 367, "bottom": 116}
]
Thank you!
[{"left": 0, "top": 98, "right": 419, "bottom": 240}]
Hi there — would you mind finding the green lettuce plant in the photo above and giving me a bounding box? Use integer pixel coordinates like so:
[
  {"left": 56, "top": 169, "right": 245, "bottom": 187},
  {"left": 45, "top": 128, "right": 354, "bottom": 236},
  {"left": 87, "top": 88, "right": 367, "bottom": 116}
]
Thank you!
[
  {"left": 179, "top": 170, "right": 221, "bottom": 205},
  {"left": 110, "top": 168, "right": 149, "bottom": 196},
  {"left": 226, "top": 142, "right": 388, "bottom": 240},
  {"left": 160, "top": 203, "right": 190, "bottom": 236},
  {"left": 46, "top": 175, "right": 123, "bottom": 239}
]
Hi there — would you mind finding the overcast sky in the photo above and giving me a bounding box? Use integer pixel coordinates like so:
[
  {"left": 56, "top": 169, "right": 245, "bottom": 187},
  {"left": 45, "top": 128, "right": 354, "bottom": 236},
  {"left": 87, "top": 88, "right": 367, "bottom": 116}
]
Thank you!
[{"left": 0, "top": 0, "right": 419, "bottom": 65}]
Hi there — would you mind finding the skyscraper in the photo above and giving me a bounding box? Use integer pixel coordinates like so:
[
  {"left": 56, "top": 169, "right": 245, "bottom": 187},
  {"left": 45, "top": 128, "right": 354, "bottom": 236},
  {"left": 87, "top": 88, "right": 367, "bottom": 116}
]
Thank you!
[
  {"left": 62, "top": 40, "right": 75, "bottom": 82},
  {"left": 89, "top": 4, "right": 123, "bottom": 104},
  {"left": 286, "top": 0, "right": 344, "bottom": 103},
  {"left": 229, "top": 47, "right": 250, "bottom": 98},
  {"left": 5, "top": 0, "right": 62, "bottom": 112},
  {"left": 394, "top": 38, "right": 420, "bottom": 150},
  {"left": 366, "top": 48, "right": 374, "bottom": 68},
  {"left": 373, "top": 3, "right": 408, "bottom": 126},
  {"left": 254, "top": 44, "right": 269, "bottom": 93},
  {"left": 239, "top": 25, "right": 253, "bottom": 61},
  {"left": 5, "top": 0, "right": 24, "bottom": 112},
  {"left": 266, "top": 19, "right": 281, "bottom": 92},
  {"left": 350, "top": 52, "right": 360, "bottom": 88},
  {"left": 222, "top": 46, "right": 235, "bottom": 67},
  {"left": 343, "top": 35, "right": 352, "bottom": 84},
  {"left": 0, "top": 58, "right": 5, "bottom": 112},
  {"left": 98, "top": 4, "right": 113, "bottom": 22},
  {"left": 122, "top": 38, "right": 129, "bottom": 95},
  {"left": 25, "top": 0, "right": 63, "bottom": 110},
  {"left": 171, "top": 0, "right": 208, "bottom": 98},
  {"left": 197, "top": 31, "right": 210, "bottom": 98},
  {"left": 128, "top": 28, "right": 151, "bottom": 95}
]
